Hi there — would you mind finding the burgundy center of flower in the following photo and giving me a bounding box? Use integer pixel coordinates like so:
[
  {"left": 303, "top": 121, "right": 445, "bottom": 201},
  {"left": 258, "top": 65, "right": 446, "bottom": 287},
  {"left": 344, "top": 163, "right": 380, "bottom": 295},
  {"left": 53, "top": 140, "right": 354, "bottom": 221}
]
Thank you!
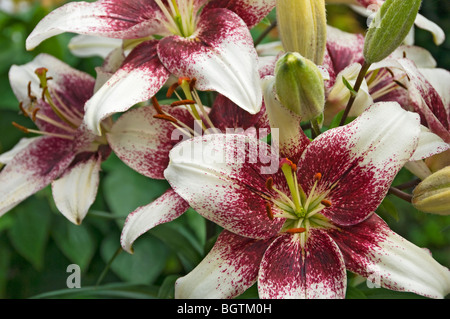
[
  {"left": 151, "top": 76, "right": 219, "bottom": 137},
  {"left": 12, "top": 67, "right": 84, "bottom": 141},
  {"left": 155, "top": 0, "right": 198, "bottom": 37},
  {"left": 265, "top": 158, "right": 336, "bottom": 245},
  {"left": 366, "top": 67, "right": 409, "bottom": 100}
]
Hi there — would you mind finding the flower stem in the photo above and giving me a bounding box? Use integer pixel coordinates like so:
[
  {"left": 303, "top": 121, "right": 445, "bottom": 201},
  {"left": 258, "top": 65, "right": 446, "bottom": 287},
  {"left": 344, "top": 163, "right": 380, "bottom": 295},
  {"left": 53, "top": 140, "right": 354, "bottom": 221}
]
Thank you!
[
  {"left": 310, "top": 118, "right": 321, "bottom": 138},
  {"left": 96, "top": 246, "right": 123, "bottom": 287},
  {"left": 254, "top": 19, "right": 277, "bottom": 47},
  {"left": 339, "top": 61, "right": 371, "bottom": 126},
  {"left": 388, "top": 186, "right": 412, "bottom": 203}
]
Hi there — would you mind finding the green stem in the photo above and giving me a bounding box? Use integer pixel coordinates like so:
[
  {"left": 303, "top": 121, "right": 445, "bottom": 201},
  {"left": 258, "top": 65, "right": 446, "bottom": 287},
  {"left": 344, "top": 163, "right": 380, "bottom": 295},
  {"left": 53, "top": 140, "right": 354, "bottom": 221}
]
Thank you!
[
  {"left": 339, "top": 61, "right": 371, "bottom": 126},
  {"left": 388, "top": 187, "right": 412, "bottom": 203},
  {"left": 96, "top": 247, "right": 123, "bottom": 287},
  {"left": 310, "top": 118, "right": 321, "bottom": 138},
  {"left": 254, "top": 19, "right": 277, "bottom": 47}
]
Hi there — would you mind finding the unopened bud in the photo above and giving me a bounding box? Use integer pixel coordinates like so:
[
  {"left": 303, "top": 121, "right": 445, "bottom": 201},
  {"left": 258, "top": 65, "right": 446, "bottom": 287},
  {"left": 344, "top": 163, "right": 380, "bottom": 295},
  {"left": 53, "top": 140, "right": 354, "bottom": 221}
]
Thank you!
[
  {"left": 276, "top": 0, "right": 327, "bottom": 65},
  {"left": 412, "top": 166, "right": 450, "bottom": 215},
  {"left": 363, "top": 0, "right": 422, "bottom": 64},
  {"left": 274, "top": 52, "right": 325, "bottom": 121}
]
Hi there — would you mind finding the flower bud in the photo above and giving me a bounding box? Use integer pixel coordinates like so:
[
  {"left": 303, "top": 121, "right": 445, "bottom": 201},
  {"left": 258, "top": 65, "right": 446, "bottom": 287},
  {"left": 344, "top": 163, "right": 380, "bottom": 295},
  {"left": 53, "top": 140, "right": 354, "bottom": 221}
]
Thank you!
[
  {"left": 274, "top": 52, "right": 325, "bottom": 121},
  {"left": 412, "top": 166, "right": 450, "bottom": 215},
  {"left": 363, "top": 0, "right": 422, "bottom": 64},
  {"left": 276, "top": 0, "right": 327, "bottom": 65}
]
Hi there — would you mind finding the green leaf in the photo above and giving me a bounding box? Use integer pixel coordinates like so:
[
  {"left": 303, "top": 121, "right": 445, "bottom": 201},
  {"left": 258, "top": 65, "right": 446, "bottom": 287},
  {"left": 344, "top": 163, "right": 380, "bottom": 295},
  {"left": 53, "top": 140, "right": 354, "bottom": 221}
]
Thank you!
[
  {"left": 157, "top": 274, "right": 179, "bottom": 299},
  {"left": 101, "top": 154, "right": 169, "bottom": 220},
  {"left": 342, "top": 76, "right": 357, "bottom": 97},
  {"left": 51, "top": 217, "right": 97, "bottom": 271},
  {"left": 8, "top": 196, "right": 52, "bottom": 270},
  {"left": 29, "top": 282, "right": 159, "bottom": 299},
  {"left": 378, "top": 198, "right": 400, "bottom": 221},
  {"left": 327, "top": 109, "right": 356, "bottom": 129},
  {"left": 100, "top": 233, "right": 168, "bottom": 284}
]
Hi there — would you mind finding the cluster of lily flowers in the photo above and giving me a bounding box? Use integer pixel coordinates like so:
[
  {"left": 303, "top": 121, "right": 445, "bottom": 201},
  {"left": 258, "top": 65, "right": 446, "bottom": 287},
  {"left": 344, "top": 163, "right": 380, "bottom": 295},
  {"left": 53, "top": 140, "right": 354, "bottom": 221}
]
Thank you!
[{"left": 1, "top": 0, "right": 449, "bottom": 299}]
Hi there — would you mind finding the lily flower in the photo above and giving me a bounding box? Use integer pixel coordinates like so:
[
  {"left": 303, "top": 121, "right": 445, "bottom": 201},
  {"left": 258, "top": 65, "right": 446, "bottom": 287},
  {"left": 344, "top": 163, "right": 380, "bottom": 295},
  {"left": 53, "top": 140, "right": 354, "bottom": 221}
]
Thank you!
[
  {"left": 164, "top": 102, "right": 450, "bottom": 299},
  {"left": 26, "top": 0, "right": 276, "bottom": 135},
  {"left": 1, "top": 54, "right": 111, "bottom": 225},
  {"left": 110, "top": 77, "right": 270, "bottom": 253}
]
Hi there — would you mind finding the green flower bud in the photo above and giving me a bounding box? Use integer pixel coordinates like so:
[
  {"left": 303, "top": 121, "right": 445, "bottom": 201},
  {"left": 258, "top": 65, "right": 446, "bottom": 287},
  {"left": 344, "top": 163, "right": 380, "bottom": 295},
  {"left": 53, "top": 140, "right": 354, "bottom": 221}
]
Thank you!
[
  {"left": 276, "top": 0, "right": 327, "bottom": 65},
  {"left": 412, "top": 166, "right": 450, "bottom": 215},
  {"left": 363, "top": 0, "right": 422, "bottom": 64},
  {"left": 274, "top": 52, "right": 325, "bottom": 121}
]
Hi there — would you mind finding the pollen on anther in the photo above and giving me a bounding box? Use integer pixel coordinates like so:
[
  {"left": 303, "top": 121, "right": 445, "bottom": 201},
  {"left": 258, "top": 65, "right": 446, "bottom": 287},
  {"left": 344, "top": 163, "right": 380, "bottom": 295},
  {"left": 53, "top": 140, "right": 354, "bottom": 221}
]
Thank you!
[
  {"left": 31, "top": 108, "right": 40, "bottom": 121},
  {"left": 265, "top": 177, "right": 274, "bottom": 191},
  {"left": 314, "top": 173, "right": 322, "bottom": 181},
  {"left": 189, "top": 78, "right": 197, "bottom": 91},
  {"left": 286, "top": 227, "right": 306, "bottom": 234},
  {"left": 265, "top": 202, "right": 274, "bottom": 220},
  {"left": 171, "top": 99, "right": 196, "bottom": 107},
  {"left": 12, "top": 121, "right": 29, "bottom": 133},
  {"left": 153, "top": 114, "right": 178, "bottom": 124},
  {"left": 321, "top": 199, "right": 332, "bottom": 208},
  {"left": 151, "top": 96, "right": 163, "bottom": 114},
  {"left": 18, "top": 102, "right": 28, "bottom": 117},
  {"left": 166, "top": 82, "right": 179, "bottom": 98}
]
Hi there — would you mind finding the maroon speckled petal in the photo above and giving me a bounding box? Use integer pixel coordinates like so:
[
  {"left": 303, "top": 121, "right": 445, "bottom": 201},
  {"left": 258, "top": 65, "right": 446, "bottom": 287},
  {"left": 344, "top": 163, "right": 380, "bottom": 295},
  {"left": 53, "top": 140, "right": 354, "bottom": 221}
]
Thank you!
[
  {"left": 26, "top": 0, "right": 167, "bottom": 50},
  {"left": 84, "top": 39, "right": 170, "bottom": 135},
  {"left": 107, "top": 104, "right": 194, "bottom": 180},
  {"left": 157, "top": 8, "right": 262, "bottom": 114},
  {"left": 328, "top": 214, "right": 450, "bottom": 299},
  {"left": 258, "top": 229, "right": 347, "bottom": 299},
  {"left": 0, "top": 136, "right": 75, "bottom": 216},
  {"left": 205, "top": 0, "right": 276, "bottom": 28},
  {"left": 297, "top": 102, "right": 421, "bottom": 226},
  {"left": 165, "top": 134, "right": 284, "bottom": 239},
  {"left": 175, "top": 230, "right": 273, "bottom": 298}
]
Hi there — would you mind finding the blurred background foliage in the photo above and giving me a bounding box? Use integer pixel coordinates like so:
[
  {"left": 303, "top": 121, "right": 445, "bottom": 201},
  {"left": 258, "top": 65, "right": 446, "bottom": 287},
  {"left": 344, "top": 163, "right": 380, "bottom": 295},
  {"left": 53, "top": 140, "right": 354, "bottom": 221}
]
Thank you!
[{"left": 0, "top": 0, "right": 448, "bottom": 299}]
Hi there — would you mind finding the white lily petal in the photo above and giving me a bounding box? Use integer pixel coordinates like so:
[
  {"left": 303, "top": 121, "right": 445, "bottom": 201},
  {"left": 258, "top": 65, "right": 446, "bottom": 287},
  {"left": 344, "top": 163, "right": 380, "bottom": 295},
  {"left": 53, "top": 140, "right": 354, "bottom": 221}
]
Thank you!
[
  {"left": 68, "top": 35, "right": 122, "bottom": 59},
  {"left": 51, "top": 154, "right": 101, "bottom": 225},
  {"left": 410, "top": 125, "right": 450, "bottom": 161},
  {"left": 414, "top": 13, "right": 446, "bottom": 46},
  {"left": 120, "top": 189, "right": 190, "bottom": 254},
  {"left": 418, "top": 68, "right": 450, "bottom": 111},
  {"left": 0, "top": 137, "right": 40, "bottom": 164}
]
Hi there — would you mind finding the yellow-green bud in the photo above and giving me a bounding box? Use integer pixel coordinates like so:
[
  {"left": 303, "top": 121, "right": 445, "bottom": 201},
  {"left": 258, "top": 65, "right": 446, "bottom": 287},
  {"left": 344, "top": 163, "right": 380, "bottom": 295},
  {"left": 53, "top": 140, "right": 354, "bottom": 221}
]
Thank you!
[
  {"left": 276, "top": 0, "right": 327, "bottom": 65},
  {"left": 274, "top": 52, "right": 325, "bottom": 121},
  {"left": 364, "top": 0, "right": 422, "bottom": 64},
  {"left": 412, "top": 166, "right": 450, "bottom": 215}
]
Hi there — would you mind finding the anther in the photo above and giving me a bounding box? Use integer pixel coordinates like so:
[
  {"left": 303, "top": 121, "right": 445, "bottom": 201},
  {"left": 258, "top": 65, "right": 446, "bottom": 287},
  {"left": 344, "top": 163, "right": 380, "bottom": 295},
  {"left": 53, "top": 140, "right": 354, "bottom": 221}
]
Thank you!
[
  {"left": 166, "top": 82, "right": 179, "bottom": 98},
  {"left": 18, "top": 102, "right": 28, "bottom": 117},
  {"left": 314, "top": 173, "right": 322, "bottom": 181},
  {"left": 27, "top": 82, "right": 36, "bottom": 101},
  {"left": 153, "top": 113, "right": 179, "bottom": 124},
  {"left": 12, "top": 121, "right": 29, "bottom": 133},
  {"left": 265, "top": 177, "right": 274, "bottom": 191},
  {"left": 151, "top": 96, "right": 163, "bottom": 114},
  {"left": 286, "top": 227, "right": 306, "bottom": 234},
  {"left": 393, "top": 80, "right": 408, "bottom": 90},
  {"left": 189, "top": 77, "right": 197, "bottom": 91},
  {"left": 171, "top": 99, "right": 196, "bottom": 107},
  {"left": 321, "top": 199, "right": 332, "bottom": 208},
  {"left": 265, "top": 202, "right": 274, "bottom": 220},
  {"left": 31, "top": 108, "right": 40, "bottom": 122}
]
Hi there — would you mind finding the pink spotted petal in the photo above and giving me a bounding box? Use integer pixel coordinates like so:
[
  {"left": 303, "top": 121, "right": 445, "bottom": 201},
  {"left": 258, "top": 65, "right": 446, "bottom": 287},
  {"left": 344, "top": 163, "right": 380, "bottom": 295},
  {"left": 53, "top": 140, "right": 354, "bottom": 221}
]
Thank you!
[
  {"left": 328, "top": 214, "right": 450, "bottom": 299},
  {"left": 205, "top": 0, "right": 276, "bottom": 28},
  {"left": 0, "top": 136, "right": 75, "bottom": 216},
  {"left": 26, "top": 0, "right": 167, "bottom": 50},
  {"left": 175, "top": 230, "right": 272, "bottom": 299},
  {"left": 298, "top": 102, "right": 421, "bottom": 226},
  {"left": 120, "top": 189, "right": 190, "bottom": 254},
  {"left": 164, "top": 134, "right": 284, "bottom": 240},
  {"left": 258, "top": 230, "right": 347, "bottom": 299},
  {"left": 157, "top": 8, "right": 262, "bottom": 115},
  {"left": 106, "top": 104, "right": 194, "bottom": 180},
  {"left": 83, "top": 40, "right": 170, "bottom": 135}
]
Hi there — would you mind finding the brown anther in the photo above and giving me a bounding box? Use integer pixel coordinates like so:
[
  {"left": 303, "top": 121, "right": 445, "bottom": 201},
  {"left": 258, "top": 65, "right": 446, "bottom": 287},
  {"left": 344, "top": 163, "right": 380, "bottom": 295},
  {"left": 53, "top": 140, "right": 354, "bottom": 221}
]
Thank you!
[
  {"left": 393, "top": 80, "right": 408, "bottom": 90},
  {"left": 189, "top": 77, "right": 197, "bottom": 91},
  {"left": 314, "top": 173, "right": 322, "bottom": 181},
  {"left": 18, "top": 102, "right": 29, "bottom": 117},
  {"left": 265, "top": 202, "right": 274, "bottom": 220},
  {"left": 31, "top": 108, "right": 40, "bottom": 121},
  {"left": 265, "top": 177, "right": 274, "bottom": 191},
  {"left": 286, "top": 227, "right": 306, "bottom": 234},
  {"left": 171, "top": 99, "right": 196, "bottom": 107},
  {"left": 153, "top": 114, "right": 178, "bottom": 124},
  {"left": 27, "top": 82, "right": 36, "bottom": 101},
  {"left": 151, "top": 96, "right": 163, "bottom": 114},
  {"left": 12, "top": 121, "right": 29, "bottom": 133},
  {"left": 321, "top": 199, "right": 332, "bottom": 208},
  {"left": 46, "top": 76, "right": 53, "bottom": 81},
  {"left": 386, "top": 68, "right": 395, "bottom": 78},
  {"left": 166, "top": 82, "right": 179, "bottom": 98}
]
